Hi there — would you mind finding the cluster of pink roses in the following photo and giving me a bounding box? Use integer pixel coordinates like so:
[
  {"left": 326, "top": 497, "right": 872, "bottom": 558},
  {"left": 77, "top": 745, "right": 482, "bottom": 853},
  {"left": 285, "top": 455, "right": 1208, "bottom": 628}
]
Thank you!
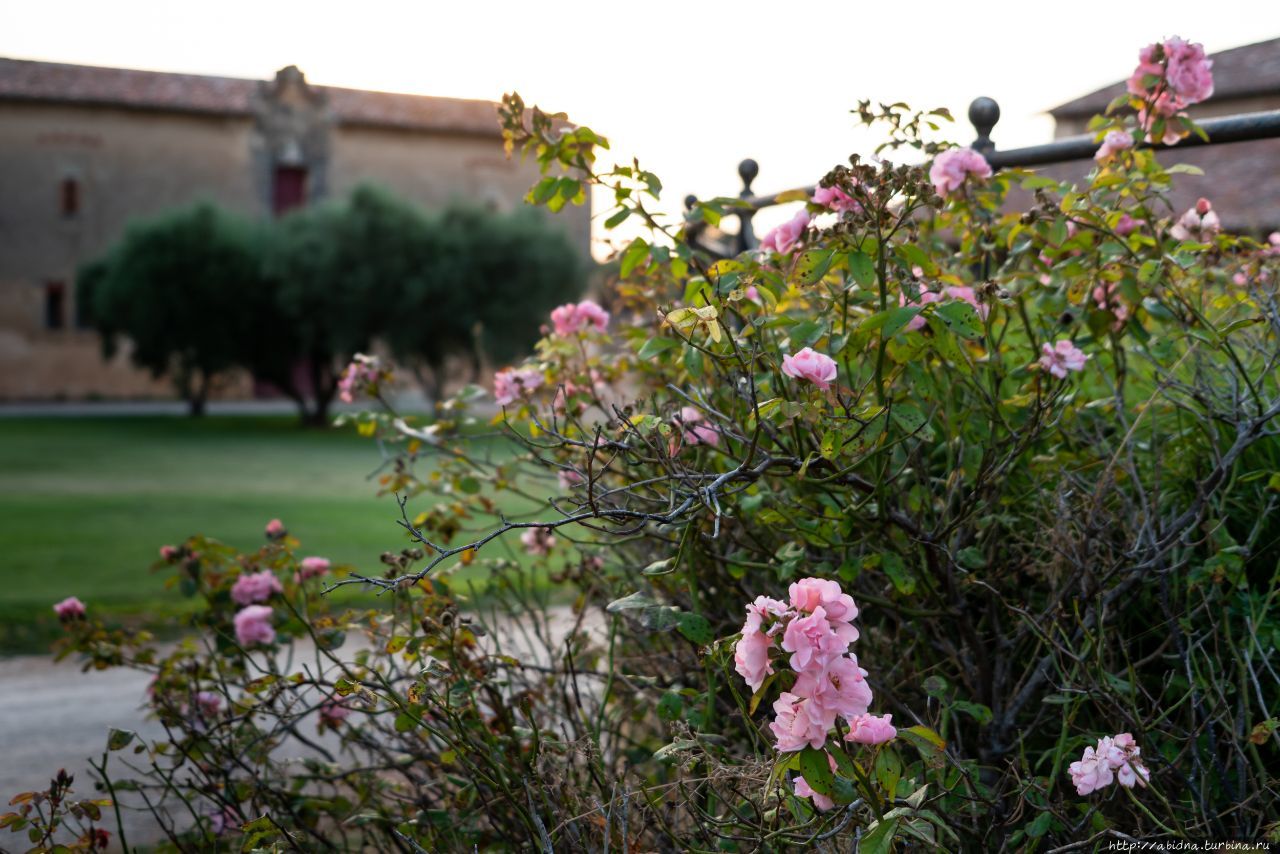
[
  {"left": 1170, "top": 197, "right": 1221, "bottom": 242},
  {"left": 1128, "top": 38, "right": 1214, "bottom": 144},
  {"left": 735, "top": 579, "right": 896, "bottom": 810},
  {"left": 735, "top": 579, "right": 895, "bottom": 748},
  {"left": 812, "top": 183, "right": 861, "bottom": 214},
  {"left": 337, "top": 353, "right": 386, "bottom": 404},
  {"left": 550, "top": 299, "right": 609, "bottom": 337},
  {"left": 1069, "top": 732, "right": 1150, "bottom": 795},
  {"left": 929, "top": 148, "right": 992, "bottom": 198}
]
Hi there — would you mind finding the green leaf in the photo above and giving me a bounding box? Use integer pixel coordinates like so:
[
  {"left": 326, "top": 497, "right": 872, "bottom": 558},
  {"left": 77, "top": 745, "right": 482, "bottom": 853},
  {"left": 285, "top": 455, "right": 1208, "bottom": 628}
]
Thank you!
[
  {"left": 798, "top": 747, "right": 835, "bottom": 796},
  {"left": 394, "top": 713, "right": 416, "bottom": 733},
  {"left": 676, "top": 612, "right": 713, "bottom": 645},
  {"left": 656, "top": 691, "right": 684, "bottom": 721},
  {"left": 890, "top": 404, "right": 929, "bottom": 438},
  {"left": 862, "top": 306, "right": 922, "bottom": 338},
  {"left": 934, "top": 300, "right": 984, "bottom": 340},
  {"left": 107, "top": 728, "right": 136, "bottom": 751},
  {"left": 619, "top": 239, "right": 649, "bottom": 278},
  {"left": 793, "top": 249, "right": 835, "bottom": 285},
  {"left": 951, "top": 701, "right": 993, "bottom": 725},
  {"left": 637, "top": 337, "right": 679, "bottom": 361},
  {"left": 899, "top": 725, "right": 946, "bottom": 755},
  {"left": 603, "top": 207, "right": 631, "bottom": 229},
  {"left": 881, "top": 552, "right": 916, "bottom": 595},
  {"left": 860, "top": 817, "right": 900, "bottom": 854},
  {"left": 847, "top": 251, "right": 876, "bottom": 287},
  {"left": 1027, "top": 811, "right": 1052, "bottom": 838}
]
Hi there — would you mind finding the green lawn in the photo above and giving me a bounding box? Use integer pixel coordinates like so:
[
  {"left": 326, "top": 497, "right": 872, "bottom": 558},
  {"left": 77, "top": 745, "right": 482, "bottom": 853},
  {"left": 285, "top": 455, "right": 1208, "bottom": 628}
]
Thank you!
[{"left": 0, "top": 416, "right": 540, "bottom": 654}]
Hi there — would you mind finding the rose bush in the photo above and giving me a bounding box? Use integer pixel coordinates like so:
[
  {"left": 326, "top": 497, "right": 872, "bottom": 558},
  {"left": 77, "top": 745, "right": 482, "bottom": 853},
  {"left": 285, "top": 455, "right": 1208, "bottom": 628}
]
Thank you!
[{"left": 11, "top": 36, "right": 1280, "bottom": 851}]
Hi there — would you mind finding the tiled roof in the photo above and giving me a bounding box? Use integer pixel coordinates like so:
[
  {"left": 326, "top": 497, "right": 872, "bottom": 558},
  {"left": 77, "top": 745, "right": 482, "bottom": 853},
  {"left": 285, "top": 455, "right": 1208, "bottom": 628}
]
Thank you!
[
  {"left": 1051, "top": 37, "right": 1280, "bottom": 117},
  {"left": 0, "top": 57, "right": 502, "bottom": 135}
]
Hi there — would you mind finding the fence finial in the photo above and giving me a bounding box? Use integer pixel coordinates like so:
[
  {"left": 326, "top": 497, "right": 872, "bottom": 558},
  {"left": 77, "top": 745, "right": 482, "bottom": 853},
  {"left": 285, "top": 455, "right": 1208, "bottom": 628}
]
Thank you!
[
  {"left": 969, "top": 97, "right": 1000, "bottom": 155},
  {"left": 738, "top": 159, "right": 759, "bottom": 196}
]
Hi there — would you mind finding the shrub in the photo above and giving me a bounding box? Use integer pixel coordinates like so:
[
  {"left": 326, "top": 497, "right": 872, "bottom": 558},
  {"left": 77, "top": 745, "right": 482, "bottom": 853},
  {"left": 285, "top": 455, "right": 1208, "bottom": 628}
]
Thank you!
[{"left": 22, "top": 37, "right": 1280, "bottom": 851}]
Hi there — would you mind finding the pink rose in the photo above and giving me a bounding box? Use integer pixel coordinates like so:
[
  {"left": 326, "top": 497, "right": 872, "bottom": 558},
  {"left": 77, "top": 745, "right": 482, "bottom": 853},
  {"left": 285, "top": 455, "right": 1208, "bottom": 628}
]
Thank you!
[
  {"left": 793, "top": 775, "right": 835, "bottom": 811},
  {"left": 319, "top": 698, "right": 352, "bottom": 729},
  {"left": 759, "top": 210, "right": 810, "bottom": 254},
  {"left": 845, "top": 713, "right": 897, "bottom": 745},
  {"left": 1102, "top": 733, "right": 1150, "bottom": 788},
  {"left": 1164, "top": 37, "right": 1214, "bottom": 105},
  {"left": 1093, "top": 282, "right": 1129, "bottom": 328},
  {"left": 929, "top": 148, "right": 992, "bottom": 198},
  {"left": 1095, "top": 130, "right": 1134, "bottom": 163},
  {"left": 265, "top": 518, "right": 285, "bottom": 539},
  {"left": 793, "top": 655, "right": 873, "bottom": 726},
  {"left": 159, "top": 545, "right": 178, "bottom": 561},
  {"left": 1039, "top": 340, "right": 1088, "bottom": 379},
  {"left": 550, "top": 300, "right": 610, "bottom": 336},
  {"left": 1170, "top": 199, "right": 1220, "bottom": 242},
  {"left": 781, "top": 347, "right": 838, "bottom": 391},
  {"left": 812, "top": 184, "right": 861, "bottom": 214},
  {"left": 53, "top": 596, "right": 86, "bottom": 621},
  {"left": 676, "top": 406, "right": 719, "bottom": 447},
  {"left": 493, "top": 366, "right": 543, "bottom": 407},
  {"left": 520, "top": 527, "right": 556, "bottom": 556},
  {"left": 734, "top": 628, "right": 774, "bottom": 694},
  {"left": 769, "top": 692, "right": 829, "bottom": 752},
  {"left": 1114, "top": 214, "right": 1140, "bottom": 237},
  {"left": 782, "top": 606, "right": 850, "bottom": 673},
  {"left": 233, "top": 605, "right": 275, "bottom": 647},
  {"left": 297, "top": 556, "right": 331, "bottom": 581},
  {"left": 1068, "top": 745, "right": 1114, "bottom": 795},
  {"left": 231, "top": 570, "right": 283, "bottom": 606}
]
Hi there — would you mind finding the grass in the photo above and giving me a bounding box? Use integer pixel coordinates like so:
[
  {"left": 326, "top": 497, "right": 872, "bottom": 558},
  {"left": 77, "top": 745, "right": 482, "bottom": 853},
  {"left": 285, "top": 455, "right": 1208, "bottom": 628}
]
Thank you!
[{"left": 0, "top": 416, "right": 542, "bottom": 654}]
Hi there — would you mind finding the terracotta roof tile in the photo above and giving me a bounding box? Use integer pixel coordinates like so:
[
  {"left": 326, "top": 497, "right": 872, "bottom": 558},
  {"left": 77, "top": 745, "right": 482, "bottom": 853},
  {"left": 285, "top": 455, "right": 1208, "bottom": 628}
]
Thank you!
[{"left": 0, "top": 56, "right": 501, "bottom": 136}]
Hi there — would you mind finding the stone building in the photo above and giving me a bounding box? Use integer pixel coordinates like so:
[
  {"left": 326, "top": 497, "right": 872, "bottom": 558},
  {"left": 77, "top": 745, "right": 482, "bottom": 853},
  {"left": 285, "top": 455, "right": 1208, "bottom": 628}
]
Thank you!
[
  {"left": 1045, "top": 36, "right": 1280, "bottom": 235},
  {"left": 0, "top": 58, "right": 591, "bottom": 401}
]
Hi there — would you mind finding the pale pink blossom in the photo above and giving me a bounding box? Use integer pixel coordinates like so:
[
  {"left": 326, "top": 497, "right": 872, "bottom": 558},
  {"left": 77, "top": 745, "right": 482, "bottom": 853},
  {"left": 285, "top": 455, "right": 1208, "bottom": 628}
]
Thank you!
[
  {"left": 160, "top": 545, "right": 178, "bottom": 561},
  {"left": 793, "top": 655, "right": 873, "bottom": 726},
  {"left": 793, "top": 775, "right": 835, "bottom": 811},
  {"left": 520, "top": 527, "right": 556, "bottom": 556},
  {"left": 265, "top": 518, "right": 285, "bottom": 539},
  {"left": 676, "top": 406, "right": 719, "bottom": 447},
  {"left": 493, "top": 367, "right": 543, "bottom": 407},
  {"left": 813, "top": 184, "right": 861, "bottom": 213},
  {"left": 1170, "top": 198, "right": 1220, "bottom": 242},
  {"left": 233, "top": 605, "right": 275, "bottom": 647},
  {"left": 1164, "top": 37, "right": 1214, "bottom": 104},
  {"left": 845, "top": 713, "right": 897, "bottom": 745},
  {"left": 1114, "top": 214, "right": 1140, "bottom": 237},
  {"left": 319, "top": 698, "right": 352, "bottom": 729},
  {"left": 231, "top": 570, "right": 283, "bottom": 606},
  {"left": 550, "top": 300, "right": 609, "bottom": 336},
  {"left": 744, "top": 285, "right": 761, "bottom": 302},
  {"left": 297, "top": 556, "right": 331, "bottom": 581},
  {"left": 769, "top": 692, "right": 829, "bottom": 752},
  {"left": 782, "top": 606, "right": 850, "bottom": 673},
  {"left": 929, "top": 148, "right": 992, "bottom": 198},
  {"left": 760, "top": 210, "right": 810, "bottom": 254},
  {"left": 337, "top": 354, "right": 384, "bottom": 403},
  {"left": 735, "top": 596, "right": 790, "bottom": 692},
  {"left": 1095, "top": 130, "right": 1134, "bottom": 163},
  {"left": 1068, "top": 745, "right": 1114, "bottom": 795},
  {"left": 781, "top": 347, "right": 838, "bottom": 391},
  {"left": 1093, "top": 282, "right": 1129, "bottom": 328},
  {"left": 789, "top": 578, "right": 858, "bottom": 624},
  {"left": 1039, "top": 340, "right": 1088, "bottom": 379},
  {"left": 558, "top": 469, "right": 583, "bottom": 490},
  {"left": 53, "top": 596, "right": 86, "bottom": 621}
]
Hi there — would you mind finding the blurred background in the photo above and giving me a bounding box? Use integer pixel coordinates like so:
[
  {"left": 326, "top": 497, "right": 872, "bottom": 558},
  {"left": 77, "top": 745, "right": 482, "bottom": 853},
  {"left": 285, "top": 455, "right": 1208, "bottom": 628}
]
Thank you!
[{"left": 0, "top": 0, "right": 1278, "bottom": 656}]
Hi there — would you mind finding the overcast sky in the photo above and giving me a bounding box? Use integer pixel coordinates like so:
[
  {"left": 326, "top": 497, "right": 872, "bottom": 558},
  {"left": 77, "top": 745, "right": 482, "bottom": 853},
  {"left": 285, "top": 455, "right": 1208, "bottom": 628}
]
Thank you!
[{"left": 2, "top": 0, "right": 1275, "bottom": 253}]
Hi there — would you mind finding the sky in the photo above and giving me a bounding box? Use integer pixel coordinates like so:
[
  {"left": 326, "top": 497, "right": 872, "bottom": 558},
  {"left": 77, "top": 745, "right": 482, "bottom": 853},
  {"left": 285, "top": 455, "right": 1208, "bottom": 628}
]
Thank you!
[{"left": 2, "top": 0, "right": 1275, "bottom": 254}]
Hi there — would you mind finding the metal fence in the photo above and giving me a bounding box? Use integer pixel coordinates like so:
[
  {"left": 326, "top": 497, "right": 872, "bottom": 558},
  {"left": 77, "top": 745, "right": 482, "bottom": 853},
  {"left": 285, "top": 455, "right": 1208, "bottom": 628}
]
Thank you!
[{"left": 685, "top": 97, "right": 1280, "bottom": 258}]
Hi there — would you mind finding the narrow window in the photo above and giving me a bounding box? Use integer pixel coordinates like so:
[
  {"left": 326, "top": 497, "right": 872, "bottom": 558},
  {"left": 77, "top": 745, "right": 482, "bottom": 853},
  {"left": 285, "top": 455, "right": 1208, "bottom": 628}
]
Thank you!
[
  {"left": 45, "top": 281, "right": 66, "bottom": 330},
  {"left": 272, "top": 166, "right": 308, "bottom": 215},
  {"left": 60, "top": 178, "right": 80, "bottom": 217}
]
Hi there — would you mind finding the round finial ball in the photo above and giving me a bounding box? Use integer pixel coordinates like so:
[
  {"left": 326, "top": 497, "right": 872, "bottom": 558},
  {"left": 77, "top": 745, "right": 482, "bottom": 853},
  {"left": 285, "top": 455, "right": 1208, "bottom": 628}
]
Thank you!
[
  {"left": 968, "top": 97, "right": 1000, "bottom": 132},
  {"left": 684, "top": 194, "right": 698, "bottom": 211},
  {"left": 738, "top": 158, "right": 760, "bottom": 185}
]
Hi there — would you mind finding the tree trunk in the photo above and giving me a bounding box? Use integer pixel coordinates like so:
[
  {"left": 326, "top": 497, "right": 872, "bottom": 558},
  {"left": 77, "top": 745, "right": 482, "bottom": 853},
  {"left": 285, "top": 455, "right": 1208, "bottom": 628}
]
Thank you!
[
  {"left": 188, "top": 371, "right": 210, "bottom": 417},
  {"left": 301, "top": 356, "right": 335, "bottom": 428}
]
